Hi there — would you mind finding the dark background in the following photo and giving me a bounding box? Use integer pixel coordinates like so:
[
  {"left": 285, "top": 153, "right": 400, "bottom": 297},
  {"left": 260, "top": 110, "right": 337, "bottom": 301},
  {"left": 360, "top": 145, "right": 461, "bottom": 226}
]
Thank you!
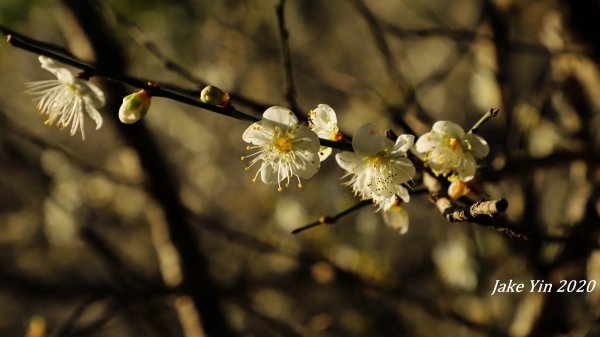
[{"left": 0, "top": 0, "right": 599, "bottom": 336}]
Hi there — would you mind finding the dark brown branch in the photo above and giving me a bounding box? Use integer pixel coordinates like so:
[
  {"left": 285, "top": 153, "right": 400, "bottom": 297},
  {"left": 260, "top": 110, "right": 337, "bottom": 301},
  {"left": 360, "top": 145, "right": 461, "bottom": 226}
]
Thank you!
[{"left": 276, "top": 0, "right": 302, "bottom": 115}]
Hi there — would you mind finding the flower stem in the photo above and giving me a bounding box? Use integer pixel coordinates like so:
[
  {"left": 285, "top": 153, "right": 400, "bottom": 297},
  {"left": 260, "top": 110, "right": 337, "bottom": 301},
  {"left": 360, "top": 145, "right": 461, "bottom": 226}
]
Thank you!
[
  {"left": 291, "top": 199, "right": 372, "bottom": 234},
  {"left": 468, "top": 108, "right": 499, "bottom": 134}
]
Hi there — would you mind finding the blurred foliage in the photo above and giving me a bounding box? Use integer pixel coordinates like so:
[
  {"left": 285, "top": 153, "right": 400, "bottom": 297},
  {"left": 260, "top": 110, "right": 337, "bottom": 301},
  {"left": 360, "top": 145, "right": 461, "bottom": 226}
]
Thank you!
[{"left": 0, "top": 0, "right": 599, "bottom": 337}]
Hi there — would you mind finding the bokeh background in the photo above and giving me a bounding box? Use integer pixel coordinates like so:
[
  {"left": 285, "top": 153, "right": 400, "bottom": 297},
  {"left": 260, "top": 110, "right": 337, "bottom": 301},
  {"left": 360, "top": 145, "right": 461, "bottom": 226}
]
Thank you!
[{"left": 0, "top": 0, "right": 599, "bottom": 336}]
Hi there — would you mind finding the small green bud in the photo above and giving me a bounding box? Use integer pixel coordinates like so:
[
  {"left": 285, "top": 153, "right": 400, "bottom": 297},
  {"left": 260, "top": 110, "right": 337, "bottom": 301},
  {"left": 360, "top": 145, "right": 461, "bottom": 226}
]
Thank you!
[
  {"left": 200, "top": 86, "right": 231, "bottom": 107},
  {"left": 119, "top": 89, "right": 151, "bottom": 124}
]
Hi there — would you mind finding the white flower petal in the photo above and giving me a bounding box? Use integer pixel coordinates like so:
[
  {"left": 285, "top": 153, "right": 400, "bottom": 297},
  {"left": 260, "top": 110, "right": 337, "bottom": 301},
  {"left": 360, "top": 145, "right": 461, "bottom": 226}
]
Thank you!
[
  {"left": 260, "top": 163, "right": 278, "bottom": 184},
  {"left": 391, "top": 134, "right": 414, "bottom": 155},
  {"left": 374, "top": 195, "right": 396, "bottom": 212},
  {"left": 86, "top": 104, "right": 104, "bottom": 130},
  {"left": 263, "top": 106, "right": 298, "bottom": 126},
  {"left": 295, "top": 151, "right": 320, "bottom": 179},
  {"left": 391, "top": 157, "right": 416, "bottom": 183},
  {"left": 78, "top": 80, "right": 106, "bottom": 108},
  {"left": 317, "top": 147, "right": 333, "bottom": 161},
  {"left": 458, "top": 152, "right": 476, "bottom": 181},
  {"left": 335, "top": 152, "right": 363, "bottom": 173},
  {"left": 464, "top": 134, "right": 489, "bottom": 158},
  {"left": 432, "top": 121, "right": 465, "bottom": 139},
  {"left": 242, "top": 123, "right": 273, "bottom": 145},
  {"left": 415, "top": 132, "right": 437, "bottom": 154},
  {"left": 394, "top": 186, "right": 410, "bottom": 203},
  {"left": 313, "top": 104, "right": 337, "bottom": 128},
  {"left": 293, "top": 125, "right": 321, "bottom": 152},
  {"left": 39, "top": 56, "right": 74, "bottom": 83},
  {"left": 352, "top": 123, "right": 385, "bottom": 156}
]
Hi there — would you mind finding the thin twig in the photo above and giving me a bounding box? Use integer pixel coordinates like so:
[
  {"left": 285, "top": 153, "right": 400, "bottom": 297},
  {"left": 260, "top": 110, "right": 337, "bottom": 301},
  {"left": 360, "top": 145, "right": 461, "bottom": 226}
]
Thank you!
[
  {"left": 380, "top": 19, "right": 585, "bottom": 57},
  {"left": 292, "top": 199, "right": 373, "bottom": 234},
  {"left": 351, "top": 0, "right": 434, "bottom": 132},
  {"left": 468, "top": 108, "right": 499, "bottom": 134},
  {"left": 292, "top": 185, "right": 430, "bottom": 234},
  {"left": 67, "top": 300, "right": 123, "bottom": 337},
  {"left": 186, "top": 208, "right": 503, "bottom": 336},
  {"left": 351, "top": 0, "right": 411, "bottom": 95},
  {"left": 276, "top": 0, "right": 302, "bottom": 115},
  {"left": 50, "top": 296, "right": 102, "bottom": 337}
]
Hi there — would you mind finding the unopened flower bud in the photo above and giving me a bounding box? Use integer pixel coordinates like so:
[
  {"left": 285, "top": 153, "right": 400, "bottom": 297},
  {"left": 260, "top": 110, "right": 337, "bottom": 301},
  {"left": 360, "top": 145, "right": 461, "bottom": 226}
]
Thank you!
[
  {"left": 383, "top": 205, "right": 409, "bottom": 234},
  {"left": 119, "top": 89, "right": 151, "bottom": 124},
  {"left": 200, "top": 86, "right": 231, "bottom": 107},
  {"left": 448, "top": 180, "right": 471, "bottom": 200}
]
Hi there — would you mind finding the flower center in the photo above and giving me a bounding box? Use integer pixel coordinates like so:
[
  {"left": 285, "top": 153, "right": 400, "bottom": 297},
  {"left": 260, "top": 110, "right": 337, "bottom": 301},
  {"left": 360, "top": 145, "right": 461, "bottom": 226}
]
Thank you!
[
  {"left": 274, "top": 135, "right": 293, "bottom": 153},
  {"left": 368, "top": 155, "right": 386, "bottom": 167},
  {"left": 66, "top": 83, "right": 79, "bottom": 94},
  {"left": 449, "top": 137, "right": 461, "bottom": 151}
]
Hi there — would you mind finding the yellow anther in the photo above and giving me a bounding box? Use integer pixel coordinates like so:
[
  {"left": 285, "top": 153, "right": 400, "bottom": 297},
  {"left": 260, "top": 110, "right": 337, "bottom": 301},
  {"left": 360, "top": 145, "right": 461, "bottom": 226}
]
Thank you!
[
  {"left": 298, "top": 183, "right": 303, "bottom": 189},
  {"left": 252, "top": 178, "right": 256, "bottom": 182},
  {"left": 277, "top": 186, "right": 283, "bottom": 192},
  {"left": 241, "top": 156, "right": 245, "bottom": 160}
]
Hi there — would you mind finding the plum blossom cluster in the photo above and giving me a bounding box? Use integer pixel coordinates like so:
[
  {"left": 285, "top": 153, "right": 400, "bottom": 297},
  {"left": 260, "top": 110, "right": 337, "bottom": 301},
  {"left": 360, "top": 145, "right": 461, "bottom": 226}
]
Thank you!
[
  {"left": 242, "top": 105, "right": 491, "bottom": 234},
  {"left": 21, "top": 57, "right": 492, "bottom": 235}
]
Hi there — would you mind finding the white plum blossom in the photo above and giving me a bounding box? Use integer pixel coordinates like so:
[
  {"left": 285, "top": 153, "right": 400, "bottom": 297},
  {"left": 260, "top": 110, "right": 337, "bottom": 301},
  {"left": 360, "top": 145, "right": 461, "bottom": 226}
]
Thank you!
[
  {"left": 242, "top": 106, "right": 320, "bottom": 191},
  {"left": 24, "top": 56, "right": 105, "bottom": 140},
  {"left": 309, "top": 104, "right": 342, "bottom": 161},
  {"left": 415, "top": 121, "right": 489, "bottom": 181},
  {"left": 335, "top": 123, "right": 416, "bottom": 212}
]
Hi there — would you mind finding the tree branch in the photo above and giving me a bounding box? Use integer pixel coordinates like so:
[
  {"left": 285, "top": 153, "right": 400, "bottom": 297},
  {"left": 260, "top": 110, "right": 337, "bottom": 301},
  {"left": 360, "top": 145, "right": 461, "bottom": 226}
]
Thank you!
[
  {"left": 276, "top": 0, "right": 302, "bottom": 115},
  {"left": 423, "top": 173, "right": 526, "bottom": 239}
]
